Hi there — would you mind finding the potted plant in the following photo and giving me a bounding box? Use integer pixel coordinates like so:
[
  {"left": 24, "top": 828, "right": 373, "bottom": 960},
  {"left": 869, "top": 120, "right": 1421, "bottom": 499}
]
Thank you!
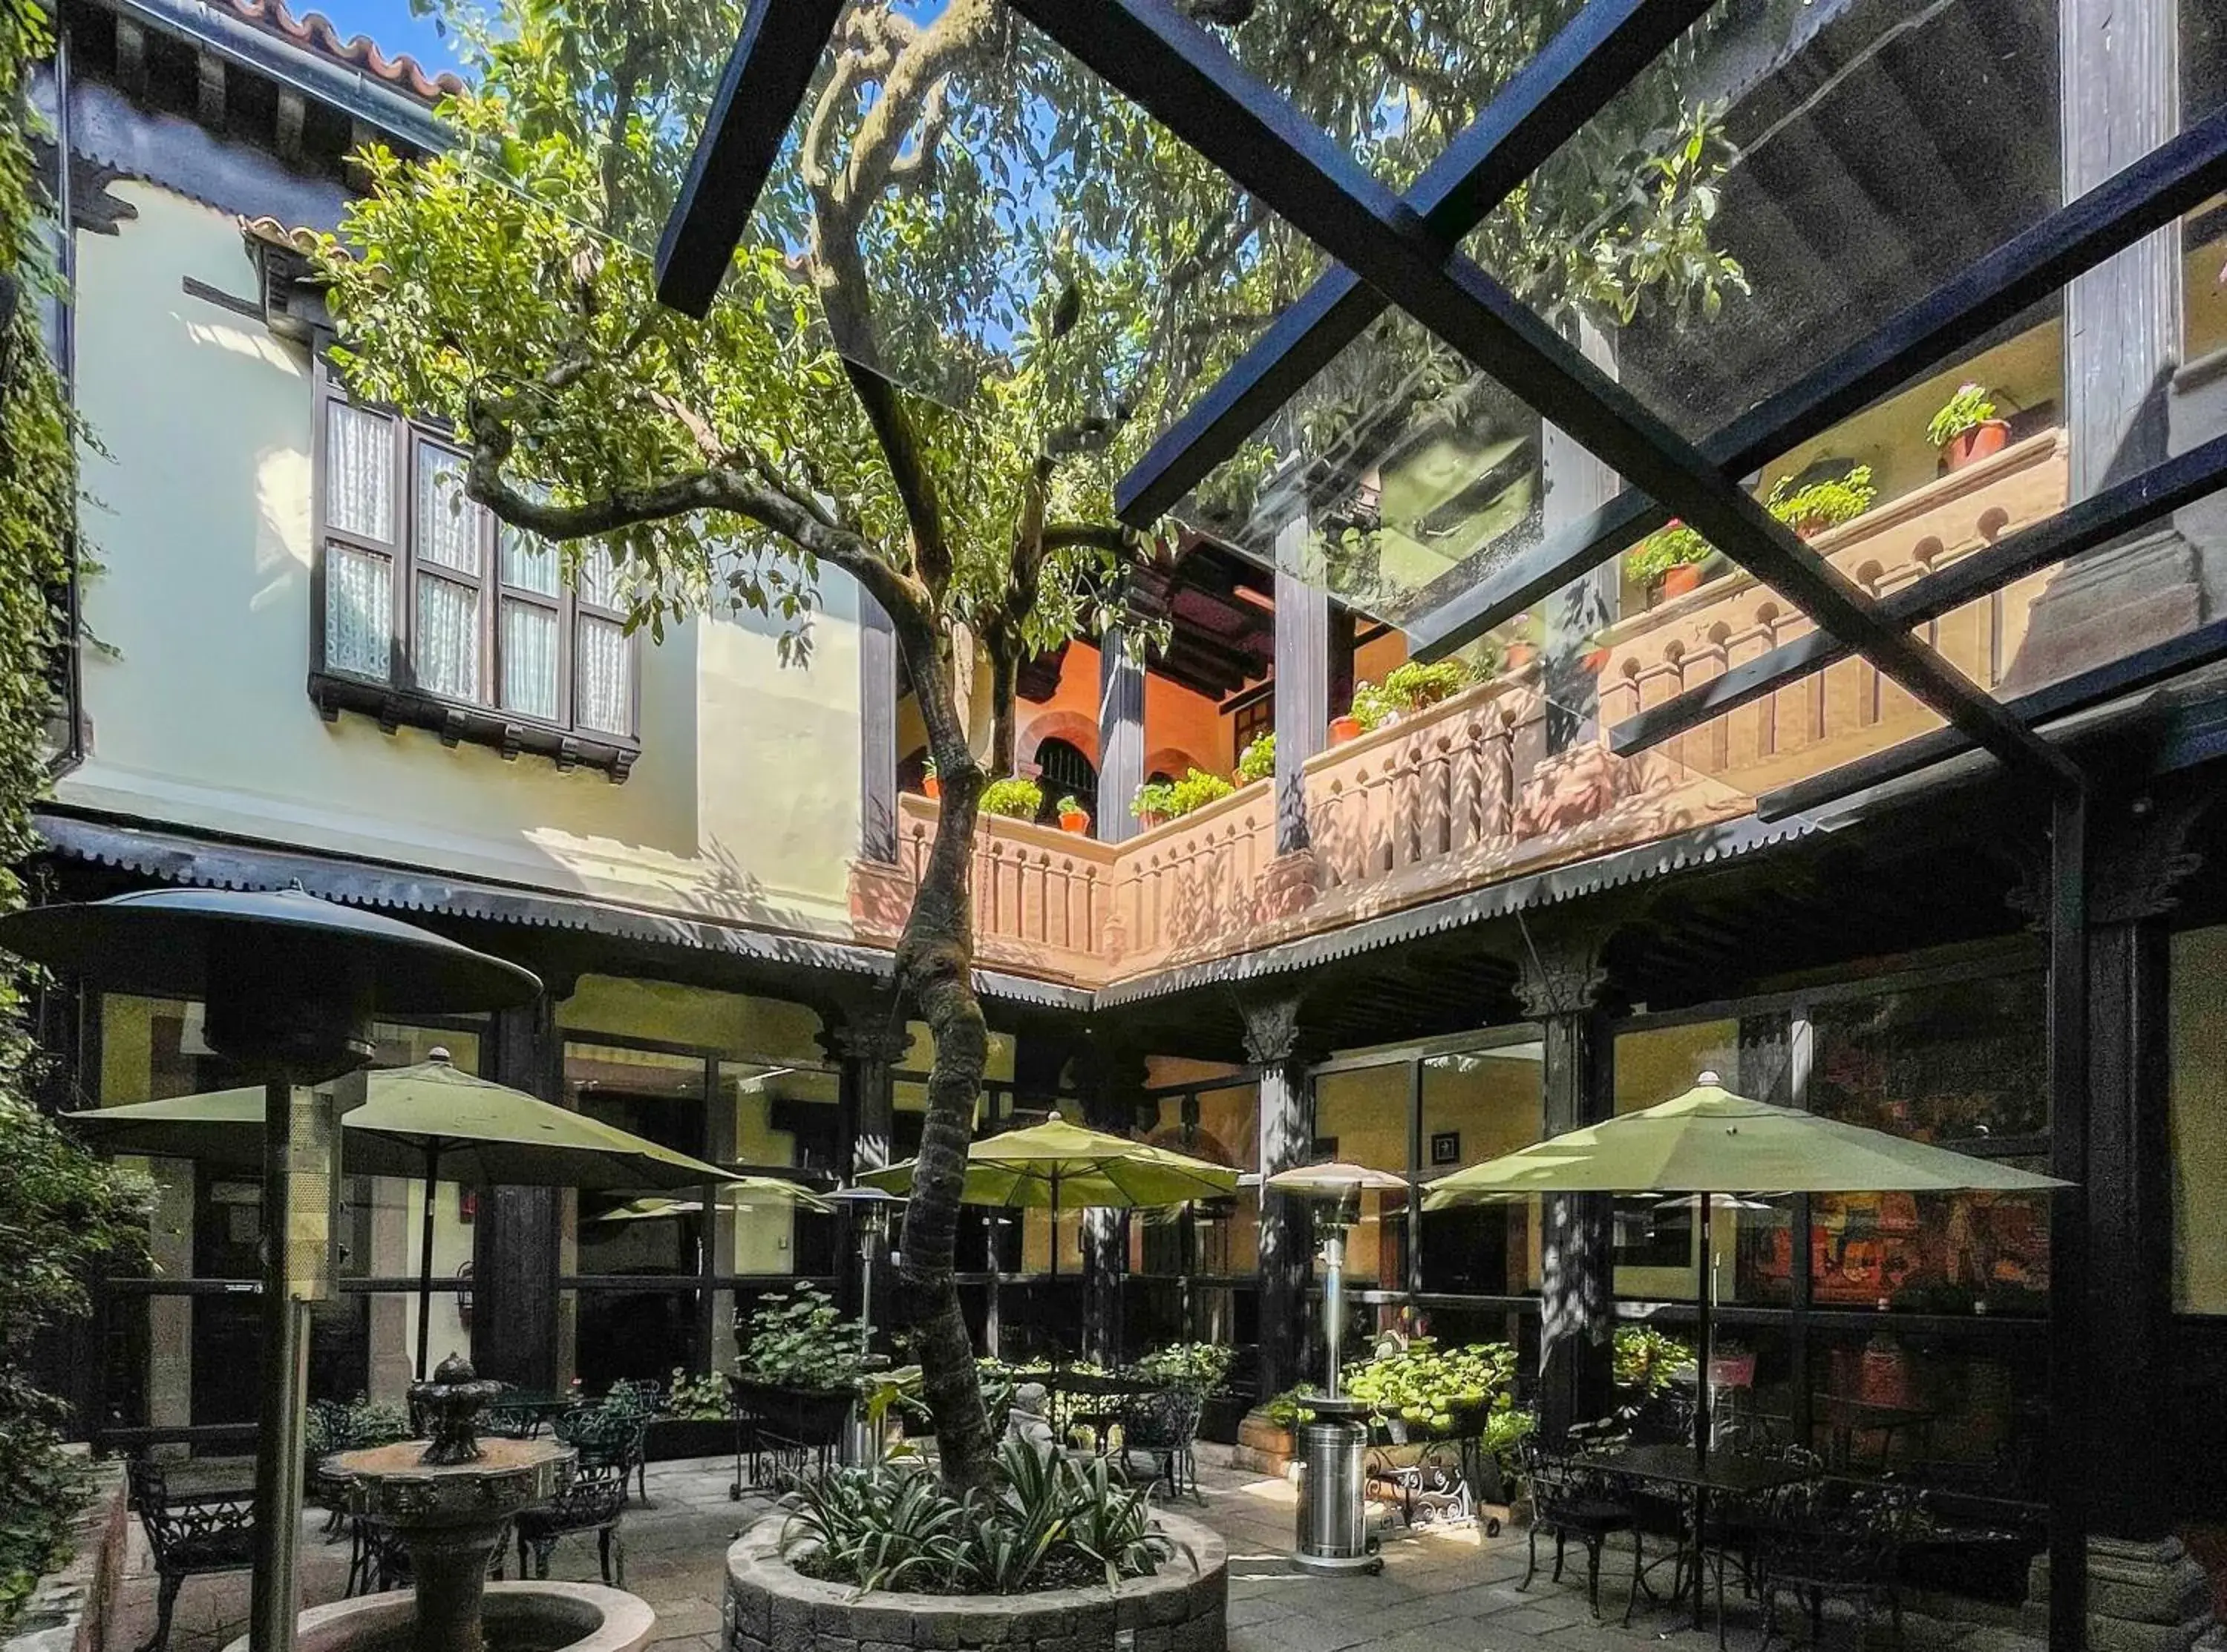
[
  {"left": 920, "top": 755, "right": 940, "bottom": 799},
  {"left": 731, "top": 1285, "right": 870, "bottom": 1478},
  {"left": 1765, "top": 463, "right": 1877, "bottom": 540},
  {"left": 1328, "top": 710, "right": 1364, "bottom": 744},
  {"left": 1502, "top": 615, "right": 1540, "bottom": 671},
  {"left": 643, "top": 1369, "right": 737, "bottom": 1461},
  {"left": 1131, "top": 778, "right": 1175, "bottom": 828},
  {"left": 1235, "top": 730, "right": 1275, "bottom": 786},
  {"left": 1927, "top": 382, "right": 2010, "bottom": 472},
  {"left": 1626, "top": 518, "right": 1716, "bottom": 603},
  {"left": 1137, "top": 768, "right": 1235, "bottom": 823},
  {"left": 978, "top": 776, "right": 1042, "bottom": 820},
  {"left": 1055, "top": 793, "right": 1090, "bottom": 834}
]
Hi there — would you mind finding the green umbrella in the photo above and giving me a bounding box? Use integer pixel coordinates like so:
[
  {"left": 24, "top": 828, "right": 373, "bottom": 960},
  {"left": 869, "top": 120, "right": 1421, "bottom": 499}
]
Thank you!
[
  {"left": 858, "top": 1113, "right": 1238, "bottom": 1277},
  {"left": 592, "top": 1183, "right": 833, "bottom": 1222},
  {"left": 70, "top": 1049, "right": 749, "bottom": 1377},
  {"left": 1423, "top": 1072, "right": 2067, "bottom": 1473}
]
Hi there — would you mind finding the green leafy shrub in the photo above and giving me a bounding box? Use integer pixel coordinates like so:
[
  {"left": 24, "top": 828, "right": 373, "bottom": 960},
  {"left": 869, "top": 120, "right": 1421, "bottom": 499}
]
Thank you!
[
  {"left": 1261, "top": 1386, "right": 1320, "bottom": 1429},
  {"left": 664, "top": 1369, "right": 732, "bottom": 1420},
  {"left": 781, "top": 1438, "right": 1176, "bottom": 1595},
  {"left": 1765, "top": 464, "right": 1877, "bottom": 534},
  {"left": 1131, "top": 1343, "right": 1235, "bottom": 1393},
  {"left": 1235, "top": 731, "right": 1275, "bottom": 784},
  {"left": 1612, "top": 1324, "right": 1693, "bottom": 1395},
  {"left": 739, "top": 1285, "right": 867, "bottom": 1391},
  {"left": 1131, "top": 768, "right": 1234, "bottom": 822},
  {"left": 978, "top": 776, "right": 1043, "bottom": 820},
  {"left": 1926, "top": 382, "right": 1998, "bottom": 448},
  {"left": 1625, "top": 518, "right": 1716, "bottom": 586},
  {"left": 1342, "top": 1339, "right": 1518, "bottom": 1434}
]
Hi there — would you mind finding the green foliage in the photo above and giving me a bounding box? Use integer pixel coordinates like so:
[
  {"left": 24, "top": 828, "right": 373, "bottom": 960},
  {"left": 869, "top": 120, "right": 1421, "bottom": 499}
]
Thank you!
[
  {"left": 664, "top": 1370, "right": 732, "bottom": 1421},
  {"left": 1054, "top": 795, "right": 1087, "bottom": 819},
  {"left": 1341, "top": 1340, "right": 1519, "bottom": 1435},
  {"left": 978, "top": 777, "right": 1043, "bottom": 820},
  {"left": 1235, "top": 731, "right": 1275, "bottom": 785},
  {"left": 1131, "top": 768, "right": 1234, "bottom": 822},
  {"left": 1129, "top": 1343, "right": 1235, "bottom": 1394},
  {"left": 1625, "top": 518, "right": 1716, "bottom": 586},
  {"left": 1262, "top": 1386, "right": 1320, "bottom": 1429},
  {"left": 1350, "top": 659, "right": 1476, "bottom": 731},
  {"left": 1765, "top": 464, "right": 1877, "bottom": 534},
  {"left": 739, "top": 1285, "right": 868, "bottom": 1392},
  {"left": 782, "top": 1438, "right": 1174, "bottom": 1596},
  {"left": 1611, "top": 1325, "right": 1694, "bottom": 1395},
  {"left": 306, "top": 1394, "right": 413, "bottom": 1463},
  {"left": 0, "top": 1377, "right": 83, "bottom": 1627},
  {"left": 1926, "top": 382, "right": 1999, "bottom": 448}
]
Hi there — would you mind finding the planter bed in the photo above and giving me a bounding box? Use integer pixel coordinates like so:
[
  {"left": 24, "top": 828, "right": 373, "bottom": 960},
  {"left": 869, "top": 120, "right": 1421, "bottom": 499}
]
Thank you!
[
  {"left": 644, "top": 1417, "right": 737, "bottom": 1462},
  {"left": 723, "top": 1510, "right": 1227, "bottom": 1652}
]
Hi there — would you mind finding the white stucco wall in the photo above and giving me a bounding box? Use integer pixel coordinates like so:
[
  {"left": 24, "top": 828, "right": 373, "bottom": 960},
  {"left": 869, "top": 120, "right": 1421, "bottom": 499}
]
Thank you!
[{"left": 62, "top": 183, "right": 862, "bottom": 935}]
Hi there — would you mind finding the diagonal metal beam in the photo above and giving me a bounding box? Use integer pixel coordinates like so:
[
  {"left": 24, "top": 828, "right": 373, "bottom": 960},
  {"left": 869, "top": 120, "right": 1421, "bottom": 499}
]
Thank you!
[
  {"left": 1754, "top": 613, "right": 2227, "bottom": 822},
  {"left": 655, "top": 0, "right": 849, "bottom": 319},
  {"left": 1010, "top": 0, "right": 2082, "bottom": 790},
  {"left": 1609, "top": 430, "right": 2227, "bottom": 755},
  {"left": 1114, "top": 0, "right": 1716, "bottom": 527},
  {"left": 1404, "top": 104, "right": 2227, "bottom": 659}
]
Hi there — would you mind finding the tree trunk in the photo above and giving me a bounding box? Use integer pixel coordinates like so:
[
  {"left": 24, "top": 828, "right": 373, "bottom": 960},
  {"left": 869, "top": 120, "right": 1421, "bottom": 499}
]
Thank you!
[
  {"left": 985, "top": 633, "right": 1019, "bottom": 778},
  {"left": 889, "top": 637, "right": 998, "bottom": 1491}
]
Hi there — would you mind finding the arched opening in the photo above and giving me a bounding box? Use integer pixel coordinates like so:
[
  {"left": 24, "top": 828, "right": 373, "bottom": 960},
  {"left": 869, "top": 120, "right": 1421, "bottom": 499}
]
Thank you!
[{"left": 1034, "top": 737, "right": 1098, "bottom": 825}]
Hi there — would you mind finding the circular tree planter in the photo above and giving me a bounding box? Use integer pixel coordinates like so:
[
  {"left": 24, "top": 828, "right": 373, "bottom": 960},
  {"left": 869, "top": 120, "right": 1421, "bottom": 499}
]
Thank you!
[{"left": 724, "top": 1510, "right": 1228, "bottom": 1652}]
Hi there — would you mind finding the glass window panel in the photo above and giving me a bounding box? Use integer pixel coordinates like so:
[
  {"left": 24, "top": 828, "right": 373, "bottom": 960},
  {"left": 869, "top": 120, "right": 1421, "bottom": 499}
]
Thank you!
[
  {"left": 1417, "top": 1041, "right": 1540, "bottom": 1295},
  {"left": 1312, "top": 1062, "right": 1414, "bottom": 1317},
  {"left": 575, "top": 1285, "right": 701, "bottom": 1394},
  {"left": 1809, "top": 976, "right": 2046, "bottom": 1142},
  {"left": 415, "top": 443, "right": 482, "bottom": 575},
  {"left": 575, "top": 614, "right": 631, "bottom": 732},
  {"left": 716, "top": 1061, "right": 840, "bottom": 1278},
  {"left": 1808, "top": 1327, "right": 2049, "bottom": 1508},
  {"left": 502, "top": 524, "right": 562, "bottom": 595},
  {"left": 324, "top": 401, "right": 393, "bottom": 540},
  {"left": 566, "top": 1043, "right": 710, "bottom": 1278},
  {"left": 2171, "top": 926, "right": 2227, "bottom": 1314},
  {"left": 1612, "top": 1020, "right": 1756, "bottom": 1302},
  {"left": 324, "top": 545, "right": 393, "bottom": 680},
  {"left": 414, "top": 572, "right": 483, "bottom": 701},
  {"left": 500, "top": 597, "right": 560, "bottom": 719},
  {"left": 576, "top": 546, "right": 625, "bottom": 612}
]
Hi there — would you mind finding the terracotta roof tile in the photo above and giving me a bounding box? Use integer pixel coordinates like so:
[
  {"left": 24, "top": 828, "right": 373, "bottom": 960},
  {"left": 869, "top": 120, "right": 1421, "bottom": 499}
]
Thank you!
[{"left": 221, "top": 0, "right": 465, "bottom": 104}]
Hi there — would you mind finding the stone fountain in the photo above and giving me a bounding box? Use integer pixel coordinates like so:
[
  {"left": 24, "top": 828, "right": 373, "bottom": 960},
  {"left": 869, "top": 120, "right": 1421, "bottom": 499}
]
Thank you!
[{"left": 226, "top": 1357, "right": 653, "bottom": 1652}]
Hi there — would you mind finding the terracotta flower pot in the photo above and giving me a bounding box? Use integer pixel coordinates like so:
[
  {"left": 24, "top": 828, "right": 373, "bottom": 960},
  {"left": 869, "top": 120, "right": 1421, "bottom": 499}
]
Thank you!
[
  {"left": 1940, "top": 419, "right": 2011, "bottom": 473},
  {"left": 1137, "top": 810, "right": 1166, "bottom": 830},
  {"left": 1059, "top": 811, "right": 1090, "bottom": 835},
  {"left": 1504, "top": 641, "right": 1538, "bottom": 670},
  {"left": 922, "top": 775, "right": 941, "bottom": 799},
  {"left": 1329, "top": 714, "right": 1364, "bottom": 744},
  {"left": 1660, "top": 563, "right": 1705, "bottom": 600}
]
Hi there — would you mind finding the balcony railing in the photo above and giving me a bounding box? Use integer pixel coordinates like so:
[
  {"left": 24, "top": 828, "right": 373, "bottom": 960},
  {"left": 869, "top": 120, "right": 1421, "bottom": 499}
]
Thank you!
[{"left": 851, "top": 430, "right": 2070, "bottom": 988}]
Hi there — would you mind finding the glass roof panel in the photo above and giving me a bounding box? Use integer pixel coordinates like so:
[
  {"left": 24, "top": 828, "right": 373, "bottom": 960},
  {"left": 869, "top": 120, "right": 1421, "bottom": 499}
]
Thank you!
[{"left": 1460, "top": 0, "right": 2070, "bottom": 442}]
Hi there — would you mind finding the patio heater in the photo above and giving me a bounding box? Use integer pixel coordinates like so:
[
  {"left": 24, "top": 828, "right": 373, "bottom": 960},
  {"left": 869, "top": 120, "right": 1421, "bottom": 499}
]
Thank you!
[
  {"left": 1263, "top": 1161, "right": 1407, "bottom": 1577},
  {"left": 0, "top": 885, "right": 538, "bottom": 1652},
  {"left": 827, "top": 1185, "right": 904, "bottom": 1464}
]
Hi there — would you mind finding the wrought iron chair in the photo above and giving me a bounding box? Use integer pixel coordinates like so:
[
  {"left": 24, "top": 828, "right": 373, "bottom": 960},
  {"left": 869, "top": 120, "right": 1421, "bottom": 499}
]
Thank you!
[
  {"left": 554, "top": 1399, "right": 651, "bottom": 1507},
  {"left": 729, "top": 1380, "right": 852, "bottom": 1495},
  {"left": 513, "top": 1462, "right": 629, "bottom": 1586},
  {"left": 1754, "top": 1477, "right": 1923, "bottom": 1649},
  {"left": 1517, "top": 1435, "right": 1646, "bottom": 1621},
  {"left": 1693, "top": 1443, "right": 1825, "bottom": 1651},
  {"left": 1116, "top": 1384, "right": 1205, "bottom": 1501},
  {"left": 125, "top": 1459, "right": 257, "bottom": 1652}
]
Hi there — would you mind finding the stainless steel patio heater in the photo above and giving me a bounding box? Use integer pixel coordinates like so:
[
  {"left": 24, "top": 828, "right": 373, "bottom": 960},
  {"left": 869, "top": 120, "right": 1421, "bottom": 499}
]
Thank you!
[
  {"left": 1265, "top": 1161, "right": 1406, "bottom": 1576},
  {"left": 0, "top": 885, "right": 539, "bottom": 1652},
  {"left": 827, "top": 1184, "right": 904, "bottom": 1464}
]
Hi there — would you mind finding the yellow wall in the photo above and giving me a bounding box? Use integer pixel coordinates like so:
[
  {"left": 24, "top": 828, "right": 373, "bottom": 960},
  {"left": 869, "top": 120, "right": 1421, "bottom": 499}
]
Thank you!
[
  {"left": 2171, "top": 927, "right": 2227, "bottom": 1313},
  {"left": 65, "top": 183, "right": 861, "bottom": 935}
]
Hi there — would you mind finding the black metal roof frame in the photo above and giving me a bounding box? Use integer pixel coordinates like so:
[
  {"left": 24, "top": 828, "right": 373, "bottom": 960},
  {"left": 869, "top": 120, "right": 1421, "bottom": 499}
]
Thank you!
[{"left": 652, "top": 0, "right": 2227, "bottom": 810}]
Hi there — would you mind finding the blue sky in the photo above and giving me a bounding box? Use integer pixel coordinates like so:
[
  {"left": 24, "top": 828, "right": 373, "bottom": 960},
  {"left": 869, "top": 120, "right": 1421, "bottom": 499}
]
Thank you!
[{"left": 307, "top": 0, "right": 466, "bottom": 76}]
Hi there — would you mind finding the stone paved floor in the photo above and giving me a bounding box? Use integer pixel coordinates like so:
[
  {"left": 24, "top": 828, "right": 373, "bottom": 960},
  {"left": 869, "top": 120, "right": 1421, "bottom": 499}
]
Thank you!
[{"left": 106, "top": 1449, "right": 2043, "bottom": 1652}]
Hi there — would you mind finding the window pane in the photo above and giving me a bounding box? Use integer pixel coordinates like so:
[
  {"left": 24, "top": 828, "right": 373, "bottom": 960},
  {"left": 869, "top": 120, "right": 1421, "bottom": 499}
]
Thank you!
[
  {"left": 1418, "top": 1042, "right": 1540, "bottom": 1295},
  {"left": 326, "top": 401, "right": 393, "bottom": 540},
  {"left": 325, "top": 545, "right": 393, "bottom": 680},
  {"left": 500, "top": 598, "right": 559, "bottom": 719},
  {"left": 502, "top": 525, "right": 561, "bottom": 596},
  {"left": 1312, "top": 1062, "right": 1415, "bottom": 1317},
  {"left": 416, "top": 445, "right": 482, "bottom": 575},
  {"left": 414, "top": 573, "right": 482, "bottom": 701},
  {"left": 575, "top": 614, "right": 630, "bottom": 732},
  {"left": 578, "top": 546, "right": 624, "bottom": 611},
  {"left": 2172, "top": 927, "right": 2227, "bottom": 1313}
]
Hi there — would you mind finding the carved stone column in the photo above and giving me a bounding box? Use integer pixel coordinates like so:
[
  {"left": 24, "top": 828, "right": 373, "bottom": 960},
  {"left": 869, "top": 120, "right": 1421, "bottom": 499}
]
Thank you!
[
  {"left": 1517, "top": 935, "right": 1616, "bottom": 1443},
  {"left": 1241, "top": 994, "right": 1318, "bottom": 1399}
]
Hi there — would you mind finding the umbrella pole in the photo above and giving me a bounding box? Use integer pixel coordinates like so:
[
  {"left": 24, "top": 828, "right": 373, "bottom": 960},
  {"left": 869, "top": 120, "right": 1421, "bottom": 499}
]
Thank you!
[
  {"left": 1695, "top": 1193, "right": 1712, "bottom": 1472},
  {"left": 415, "top": 1147, "right": 440, "bottom": 1383}
]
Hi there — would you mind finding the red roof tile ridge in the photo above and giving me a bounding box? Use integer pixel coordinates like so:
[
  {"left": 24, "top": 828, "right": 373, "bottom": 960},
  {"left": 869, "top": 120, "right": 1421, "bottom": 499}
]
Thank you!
[{"left": 223, "top": 0, "right": 466, "bottom": 104}]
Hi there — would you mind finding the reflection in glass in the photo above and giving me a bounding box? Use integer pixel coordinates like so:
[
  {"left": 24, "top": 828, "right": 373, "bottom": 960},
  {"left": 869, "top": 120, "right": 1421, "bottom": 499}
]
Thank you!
[
  {"left": 566, "top": 1043, "right": 710, "bottom": 1278},
  {"left": 1417, "top": 1045, "right": 1540, "bottom": 1295}
]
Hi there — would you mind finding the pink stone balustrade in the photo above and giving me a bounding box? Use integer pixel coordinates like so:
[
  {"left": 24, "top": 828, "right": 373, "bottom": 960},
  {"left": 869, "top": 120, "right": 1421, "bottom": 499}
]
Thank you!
[{"left": 848, "top": 430, "right": 2072, "bottom": 987}]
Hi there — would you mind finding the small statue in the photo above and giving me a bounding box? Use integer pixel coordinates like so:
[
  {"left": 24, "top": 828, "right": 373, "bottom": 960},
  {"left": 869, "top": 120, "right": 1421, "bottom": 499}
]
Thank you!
[
  {"left": 412, "top": 1353, "right": 503, "bottom": 1466},
  {"left": 1004, "top": 1382, "right": 1056, "bottom": 1457}
]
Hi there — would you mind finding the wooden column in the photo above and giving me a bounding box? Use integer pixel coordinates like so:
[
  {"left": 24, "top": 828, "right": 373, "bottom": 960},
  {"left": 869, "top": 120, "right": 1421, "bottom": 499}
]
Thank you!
[
  {"left": 474, "top": 988, "right": 567, "bottom": 1392},
  {"left": 1272, "top": 513, "right": 1327, "bottom": 856},
  {"left": 1099, "top": 632, "right": 1148, "bottom": 847},
  {"left": 1520, "top": 936, "right": 1615, "bottom": 1443},
  {"left": 860, "top": 593, "right": 900, "bottom": 864},
  {"left": 820, "top": 1009, "right": 909, "bottom": 1320},
  {"left": 1541, "top": 319, "right": 1621, "bottom": 753},
  {"left": 1242, "top": 994, "right": 1315, "bottom": 1400}
]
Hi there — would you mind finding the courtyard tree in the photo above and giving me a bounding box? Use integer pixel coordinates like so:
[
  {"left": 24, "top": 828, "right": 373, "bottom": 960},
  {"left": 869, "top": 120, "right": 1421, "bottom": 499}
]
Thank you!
[{"left": 316, "top": 0, "right": 1743, "bottom": 1488}]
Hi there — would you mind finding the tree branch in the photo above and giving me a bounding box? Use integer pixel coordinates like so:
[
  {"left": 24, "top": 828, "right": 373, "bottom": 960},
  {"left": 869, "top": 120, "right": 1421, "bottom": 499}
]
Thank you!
[{"left": 841, "top": 356, "right": 952, "bottom": 598}]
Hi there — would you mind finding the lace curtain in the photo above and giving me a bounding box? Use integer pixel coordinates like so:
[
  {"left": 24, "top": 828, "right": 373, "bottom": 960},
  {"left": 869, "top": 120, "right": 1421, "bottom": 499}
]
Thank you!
[
  {"left": 501, "top": 599, "right": 559, "bottom": 719},
  {"left": 415, "top": 574, "right": 480, "bottom": 701},
  {"left": 325, "top": 404, "right": 393, "bottom": 540},
  {"left": 324, "top": 546, "right": 391, "bottom": 679},
  {"left": 416, "top": 445, "right": 481, "bottom": 574},
  {"left": 575, "top": 615, "right": 630, "bottom": 733},
  {"left": 503, "top": 525, "right": 560, "bottom": 596}
]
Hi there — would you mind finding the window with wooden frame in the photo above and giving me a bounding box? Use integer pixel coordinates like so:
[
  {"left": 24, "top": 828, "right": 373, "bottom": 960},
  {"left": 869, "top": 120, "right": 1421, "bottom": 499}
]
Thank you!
[{"left": 308, "top": 363, "right": 641, "bottom": 779}]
